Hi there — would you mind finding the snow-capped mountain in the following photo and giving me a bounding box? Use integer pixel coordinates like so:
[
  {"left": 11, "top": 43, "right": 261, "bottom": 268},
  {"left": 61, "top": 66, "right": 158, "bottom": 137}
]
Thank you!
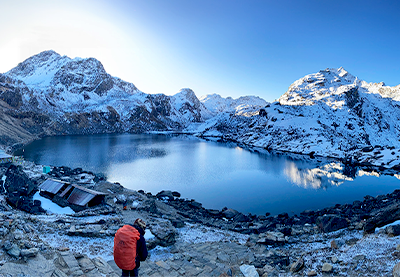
[
  {"left": 0, "top": 50, "right": 266, "bottom": 142},
  {"left": 3, "top": 50, "right": 400, "bottom": 170},
  {"left": 198, "top": 67, "right": 400, "bottom": 169},
  {"left": 199, "top": 93, "right": 267, "bottom": 115}
]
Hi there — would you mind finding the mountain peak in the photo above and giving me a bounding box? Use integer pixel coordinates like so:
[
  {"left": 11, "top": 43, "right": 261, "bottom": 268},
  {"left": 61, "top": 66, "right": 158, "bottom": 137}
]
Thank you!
[
  {"left": 13, "top": 50, "right": 63, "bottom": 70},
  {"left": 6, "top": 50, "right": 70, "bottom": 87},
  {"left": 279, "top": 67, "right": 359, "bottom": 107}
]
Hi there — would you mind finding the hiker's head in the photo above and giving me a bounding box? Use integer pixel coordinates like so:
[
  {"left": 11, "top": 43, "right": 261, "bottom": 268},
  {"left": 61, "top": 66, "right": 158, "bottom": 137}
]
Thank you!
[{"left": 134, "top": 218, "right": 146, "bottom": 230}]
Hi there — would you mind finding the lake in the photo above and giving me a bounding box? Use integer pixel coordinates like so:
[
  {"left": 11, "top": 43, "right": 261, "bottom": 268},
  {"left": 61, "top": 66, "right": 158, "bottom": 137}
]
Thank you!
[{"left": 14, "top": 133, "right": 400, "bottom": 216}]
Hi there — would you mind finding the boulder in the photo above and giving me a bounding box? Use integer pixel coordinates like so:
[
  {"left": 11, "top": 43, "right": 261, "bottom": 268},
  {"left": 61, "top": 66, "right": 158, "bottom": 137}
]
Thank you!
[
  {"left": 239, "top": 264, "right": 259, "bottom": 277},
  {"left": 321, "top": 263, "right": 333, "bottom": 273},
  {"left": 20, "top": 247, "right": 39, "bottom": 258},
  {"left": 77, "top": 256, "right": 96, "bottom": 273},
  {"left": 386, "top": 224, "right": 400, "bottom": 236},
  {"left": 394, "top": 262, "right": 400, "bottom": 277},
  {"left": 92, "top": 256, "right": 115, "bottom": 274},
  {"left": 316, "top": 214, "right": 348, "bottom": 232},
  {"left": 170, "top": 218, "right": 185, "bottom": 228},
  {"left": 0, "top": 253, "right": 55, "bottom": 276},
  {"left": 150, "top": 221, "right": 177, "bottom": 247},
  {"left": 13, "top": 229, "right": 24, "bottom": 240},
  {"left": 4, "top": 165, "right": 45, "bottom": 214},
  {"left": 7, "top": 244, "right": 21, "bottom": 258},
  {"left": 234, "top": 213, "right": 250, "bottom": 222},
  {"left": 257, "top": 231, "right": 287, "bottom": 245},
  {"left": 3, "top": 240, "right": 13, "bottom": 251},
  {"left": 364, "top": 202, "right": 400, "bottom": 234},
  {"left": 58, "top": 251, "right": 84, "bottom": 276},
  {"left": 188, "top": 200, "right": 202, "bottom": 209},
  {"left": 290, "top": 257, "right": 304, "bottom": 272},
  {"left": 114, "top": 194, "right": 127, "bottom": 204},
  {"left": 222, "top": 208, "right": 240, "bottom": 219},
  {"left": 5, "top": 165, "right": 37, "bottom": 196},
  {"left": 140, "top": 199, "right": 160, "bottom": 215},
  {"left": 207, "top": 209, "right": 220, "bottom": 216},
  {"left": 156, "top": 190, "right": 174, "bottom": 201}
]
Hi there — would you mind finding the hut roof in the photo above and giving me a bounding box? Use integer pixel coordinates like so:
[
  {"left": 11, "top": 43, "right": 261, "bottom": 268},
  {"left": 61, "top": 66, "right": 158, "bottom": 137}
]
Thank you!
[
  {"left": 39, "top": 179, "right": 68, "bottom": 194},
  {"left": 67, "top": 184, "right": 107, "bottom": 206}
]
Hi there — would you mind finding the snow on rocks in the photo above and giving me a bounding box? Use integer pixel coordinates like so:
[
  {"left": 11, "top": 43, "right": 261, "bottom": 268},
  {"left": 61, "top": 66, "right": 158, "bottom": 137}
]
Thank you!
[
  {"left": 5, "top": 51, "right": 400, "bottom": 175},
  {"left": 1, "top": 166, "right": 400, "bottom": 276},
  {"left": 198, "top": 68, "right": 400, "bottom": 173},
  {"left": 177, "top": 223, "right": 249, "bottom": 245}
]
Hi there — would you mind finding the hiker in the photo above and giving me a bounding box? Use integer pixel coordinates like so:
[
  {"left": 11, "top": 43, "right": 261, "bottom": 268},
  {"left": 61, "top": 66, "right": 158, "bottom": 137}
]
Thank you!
[{"left": 114, "top": 218, "right": 148, "bottom": 277}]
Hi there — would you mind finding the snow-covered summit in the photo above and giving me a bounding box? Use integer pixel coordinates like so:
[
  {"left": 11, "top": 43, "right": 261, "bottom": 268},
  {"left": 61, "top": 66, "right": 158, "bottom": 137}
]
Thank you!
[
  {"left": 279, "top": 67, "right": 400, "bottom": 109},
  {"left": 5, "top": 50, "right": 139, "bottom": 98},
  {"left": 199, "top": 93, "right": 267, "bottom": 114},
  {"left": 6, "top": 51, "right": 400, "bottom": 170},
  {"left": 197, "top": 68, "right": 400, "bottom": 170},
  {"left": 6, "top": 50, "right": 71, "bottom": 88},
  {"left": 0, "top": 50, "right": 267, "bottom": 137},
  {"left": 279, "top": 67, "right": 362, "bottom": 108},
  {"left": 170, "top": 89, "right": 213, "bottom": 124}
]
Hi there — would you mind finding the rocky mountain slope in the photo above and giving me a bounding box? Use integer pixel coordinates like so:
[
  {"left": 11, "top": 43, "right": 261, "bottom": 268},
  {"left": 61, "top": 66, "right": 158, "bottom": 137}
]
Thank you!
[
  {"left": 0, "top": 50, "right": 266, "bottom": 147},
  {"left": 2, "top": 51, "right": 400, "bottom": 170},
  {"left": 198, "top": 68, "right": 400, "bottom": 170},
  {"left": 2, "top": 160, "right": 400, "bottom": 276}
]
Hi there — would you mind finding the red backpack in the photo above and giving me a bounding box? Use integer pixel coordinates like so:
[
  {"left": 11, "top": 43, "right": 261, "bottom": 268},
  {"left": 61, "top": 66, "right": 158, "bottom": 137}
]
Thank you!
[{"left": 114, "top": 225, "right": 141, "bottom": 270}]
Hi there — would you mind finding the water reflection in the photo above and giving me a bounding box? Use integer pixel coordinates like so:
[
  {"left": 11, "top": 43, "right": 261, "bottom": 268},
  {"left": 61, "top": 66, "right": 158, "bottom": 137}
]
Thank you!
[
  {"left": 15, "top": 134, "right": 400, "bottom": 215},
  {"left": 284, "top": 162, "right": 353, "bottom": 189},
  {"left": 14, "top": 134, "right": 167, "bottom": 173}
]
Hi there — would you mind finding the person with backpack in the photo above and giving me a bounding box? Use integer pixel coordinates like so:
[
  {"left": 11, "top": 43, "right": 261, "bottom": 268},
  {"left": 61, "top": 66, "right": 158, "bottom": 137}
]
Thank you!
[{"left": 114, "top": 218, "right": 148, "bottom": 277}]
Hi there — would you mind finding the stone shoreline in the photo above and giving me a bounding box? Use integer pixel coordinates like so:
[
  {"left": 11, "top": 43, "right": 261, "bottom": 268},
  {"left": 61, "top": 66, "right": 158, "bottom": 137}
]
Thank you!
[{"left": 1, "top": 161, "right": 400, "bottom": 276}]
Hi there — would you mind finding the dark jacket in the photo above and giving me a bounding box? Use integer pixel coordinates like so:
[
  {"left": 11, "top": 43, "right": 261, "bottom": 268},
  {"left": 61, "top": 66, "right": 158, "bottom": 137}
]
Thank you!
[{"left": 131, "top": 224, "right": 148, "bottom": 269}]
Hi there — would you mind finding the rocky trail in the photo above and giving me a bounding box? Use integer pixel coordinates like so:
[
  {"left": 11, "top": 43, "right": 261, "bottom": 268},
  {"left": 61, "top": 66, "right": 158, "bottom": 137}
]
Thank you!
[{"left": 0, "top": 161, "right": 400, "bottom": 276}]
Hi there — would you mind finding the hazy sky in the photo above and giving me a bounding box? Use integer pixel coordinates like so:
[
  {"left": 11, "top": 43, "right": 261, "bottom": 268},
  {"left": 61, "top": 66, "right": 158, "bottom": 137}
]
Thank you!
[{"left": 1, "top": 0, "right": 400, "bottom": 101}]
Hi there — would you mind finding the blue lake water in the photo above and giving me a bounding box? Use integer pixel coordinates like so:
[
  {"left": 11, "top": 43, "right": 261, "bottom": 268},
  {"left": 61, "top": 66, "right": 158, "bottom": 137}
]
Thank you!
[{"left": 14, "top": 134, "right": 400, "bottom": 216}]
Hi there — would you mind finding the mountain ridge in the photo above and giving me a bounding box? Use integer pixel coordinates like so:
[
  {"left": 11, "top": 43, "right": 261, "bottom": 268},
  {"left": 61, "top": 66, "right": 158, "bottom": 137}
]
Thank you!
[
  {"left": 0, "top": 50, "right": 266, "bottom": 144},
  {"left": 2, "top": 50, "right": 400, "bottom": 171}
]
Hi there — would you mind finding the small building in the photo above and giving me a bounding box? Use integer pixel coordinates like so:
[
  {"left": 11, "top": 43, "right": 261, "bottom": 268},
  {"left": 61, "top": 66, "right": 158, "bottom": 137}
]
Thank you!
[
  {"left": 43, "top": 166, "right": 51, "bottom": 174},
  {"left": 39, "top": 179, "right": 107, "bottom": 211},
  {"left": 63, "top": 184, "right": 107, "bottom": 208},
  {"left": 39, "top": 179, "right": 68, "bottom": 196}
]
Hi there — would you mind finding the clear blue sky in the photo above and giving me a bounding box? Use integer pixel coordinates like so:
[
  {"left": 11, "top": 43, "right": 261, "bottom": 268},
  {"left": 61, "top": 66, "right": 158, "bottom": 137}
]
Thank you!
[{"left": 1, "top": 0, "right": 400, "bottom": 101}]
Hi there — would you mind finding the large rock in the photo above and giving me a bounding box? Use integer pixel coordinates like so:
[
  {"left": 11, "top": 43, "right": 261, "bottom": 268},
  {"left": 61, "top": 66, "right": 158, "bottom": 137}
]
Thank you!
[
  {"left": 257, "top": 231, "right": 287, "bottom": 245},
  {"left": 394, "top": 262, "right": 400, "bottom": 277},
  {"left": 58, "top": 251, "right": 84, "bottom": 276},
  {"left": 5, "top": 164, "right": 37, "bottom": 196},
  {"left": 20, "top": 247, "right": 39, "bottom": 258},
  {"left": 4, "top": 165, "right": 45, "bottom": 214},
  {"left": 0, "top": 253, "right": 55, "bottom": 276},
  {"left": 316, "top": 214, "right": 348, "bottom": 232},
  {"left": 386, "top": 224, "right": 400, "bottom": 236},
  {"left": 234, "top": 213, "right": 250, "bottom": 222},
  {"left": 321, "top": 263, "right": 333, "bottom": 273},
  {"left": 91, "top": 256, "right": 115, "bottom": 275},
  {"left": 150, "top": 221, "right": 177, "bottom": 247},
  {"left": 364, "top": 203, "right": 400, "bottom": 233},
  {"left": 239, "top": 264, "right": 259, "bottom": 277},
  {"left": 222, "top": 208, "right": 240, "bottom": 219},
  {"left": 156, "top": 190, "right": 175, "bottom": 201},
  {"left": 290, "top": 257, "right": 304, "bottom": 272},
  {"left": 7, "top": 244, "right": 21, "bottom": 258}
]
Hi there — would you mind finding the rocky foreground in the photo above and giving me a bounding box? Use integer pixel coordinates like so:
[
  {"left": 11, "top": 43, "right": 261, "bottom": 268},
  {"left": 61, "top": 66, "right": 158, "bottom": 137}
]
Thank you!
[{"left": 1, "top": 161, "right": 400, "bottom": 276}]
